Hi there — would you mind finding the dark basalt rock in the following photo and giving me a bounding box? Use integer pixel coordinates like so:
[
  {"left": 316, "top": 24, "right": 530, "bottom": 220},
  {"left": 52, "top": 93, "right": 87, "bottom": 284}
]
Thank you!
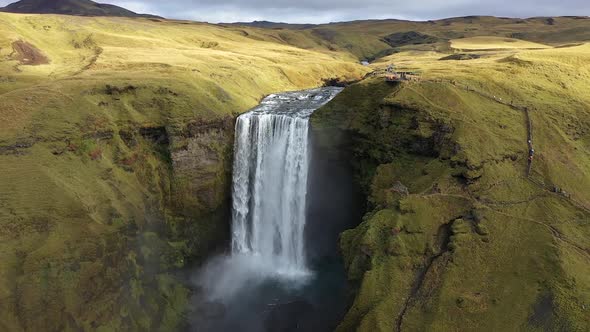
[{"left": 382, "top": 31, "right": 441, "bottom": 47}]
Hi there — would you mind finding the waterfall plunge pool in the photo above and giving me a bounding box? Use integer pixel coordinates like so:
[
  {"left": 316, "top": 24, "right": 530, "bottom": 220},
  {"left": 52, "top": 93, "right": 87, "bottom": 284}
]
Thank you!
[{"left": 188, "top": 87, "right": 364, "bottom": 332}]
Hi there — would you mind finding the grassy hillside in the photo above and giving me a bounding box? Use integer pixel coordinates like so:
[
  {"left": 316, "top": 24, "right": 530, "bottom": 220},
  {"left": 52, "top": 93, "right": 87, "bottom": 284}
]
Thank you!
[
  {"left": 232, "top": 16, "right": 590, "bottom": 60},
  {"left": 312, "top": 40, "right": 590, "bottom": 331},
  {"left": 0, "top": 12, "right": 366, "bottom": 332}
]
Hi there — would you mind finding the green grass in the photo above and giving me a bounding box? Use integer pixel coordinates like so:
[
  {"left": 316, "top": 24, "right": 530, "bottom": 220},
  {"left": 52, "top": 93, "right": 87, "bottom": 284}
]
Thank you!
[{"left": 313, "top": 42, "right": 590, "bottom": 331}]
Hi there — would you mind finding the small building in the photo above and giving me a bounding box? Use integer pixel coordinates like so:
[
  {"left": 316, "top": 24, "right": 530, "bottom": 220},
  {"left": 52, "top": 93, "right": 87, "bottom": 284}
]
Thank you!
[
  {"left": 361, "top": 60, "right": 370, "bottom": 66},
  {"left": 385, "top": 64, "right": 420, "bottom": 82}
]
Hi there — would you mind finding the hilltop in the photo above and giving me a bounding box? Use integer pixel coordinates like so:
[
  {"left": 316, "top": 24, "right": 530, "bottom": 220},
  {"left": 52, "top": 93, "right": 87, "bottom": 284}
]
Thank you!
[{"left": 0, "top": 0, "right": 161, "bottom": 18}]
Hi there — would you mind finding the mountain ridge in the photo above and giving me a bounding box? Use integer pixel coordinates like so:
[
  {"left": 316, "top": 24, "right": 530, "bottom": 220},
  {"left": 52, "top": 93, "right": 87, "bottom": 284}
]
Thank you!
[
  {"left": 0, "top": 0, "right": 162, "bottom": 18},
  {"left": 226, "top": 15, "right": 590, "bottom": 28}
]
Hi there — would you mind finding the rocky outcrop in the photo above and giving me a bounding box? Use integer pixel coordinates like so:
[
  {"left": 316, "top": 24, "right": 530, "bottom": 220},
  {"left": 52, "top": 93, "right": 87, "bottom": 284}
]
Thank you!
[
  {"left": 167, "top": 117, "right": 235, "bottom": 263},
  {"left": 170, "top": 118, "right": 234, "bottom": 216}
]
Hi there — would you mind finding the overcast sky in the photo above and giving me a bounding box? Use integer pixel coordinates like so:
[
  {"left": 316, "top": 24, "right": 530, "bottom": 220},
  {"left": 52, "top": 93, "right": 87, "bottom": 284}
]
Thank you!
[{"left": 1, "top": 0, "right": 588, "bottom": 23}]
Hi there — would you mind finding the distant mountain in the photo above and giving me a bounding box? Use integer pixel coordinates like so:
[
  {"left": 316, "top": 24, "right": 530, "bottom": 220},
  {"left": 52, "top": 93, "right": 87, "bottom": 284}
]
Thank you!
[
  {"left": 226, "top": 20, "right": 315, "bottom": 30},
  {"left": 0, "top": 0, "right": 162, "bottom": 18}
]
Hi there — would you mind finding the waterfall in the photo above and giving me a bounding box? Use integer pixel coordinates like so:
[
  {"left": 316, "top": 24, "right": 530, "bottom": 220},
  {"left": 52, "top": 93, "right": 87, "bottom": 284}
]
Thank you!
[{"left": 230, "top": 87, "right": 343, "bottom": 278}]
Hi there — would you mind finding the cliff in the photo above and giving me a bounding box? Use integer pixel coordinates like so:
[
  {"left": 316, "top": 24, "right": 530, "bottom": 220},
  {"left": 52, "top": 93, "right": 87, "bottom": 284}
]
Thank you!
[{"left": 312, "top": 43, "right": 590, "bottom": 331}]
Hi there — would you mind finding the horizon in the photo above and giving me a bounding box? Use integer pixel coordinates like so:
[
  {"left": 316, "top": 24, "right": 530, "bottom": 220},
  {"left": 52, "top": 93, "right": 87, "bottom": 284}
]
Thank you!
[
  {"left": 0, "top": 0, "right": 588, "bottom": 24},
  {"left": 231, "top": 15, "right": 590, "bottom": 25}
]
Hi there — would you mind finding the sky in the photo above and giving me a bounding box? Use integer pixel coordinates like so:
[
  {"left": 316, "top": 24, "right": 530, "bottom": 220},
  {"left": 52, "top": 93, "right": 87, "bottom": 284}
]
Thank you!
[{"left": 0, "top": 0, "right": 589, "bottom": 23}]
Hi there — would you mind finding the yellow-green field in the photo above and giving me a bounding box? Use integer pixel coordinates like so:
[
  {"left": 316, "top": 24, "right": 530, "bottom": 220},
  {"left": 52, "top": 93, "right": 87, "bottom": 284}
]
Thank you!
[
  {"left": 0, "top": 13, "right": 366, "bottom": 129},
  {"left": 450, "top": 36, "right": 550, "bottom": 50}
]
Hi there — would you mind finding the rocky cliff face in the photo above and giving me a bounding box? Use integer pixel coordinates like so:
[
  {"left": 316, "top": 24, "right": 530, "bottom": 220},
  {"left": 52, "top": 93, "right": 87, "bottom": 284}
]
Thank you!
[
  {"left": 0, "top": 83, "right": 237, "bottom": 331},
  {"left": 168, "top": 117, "right": 235, "bottom": 262}
]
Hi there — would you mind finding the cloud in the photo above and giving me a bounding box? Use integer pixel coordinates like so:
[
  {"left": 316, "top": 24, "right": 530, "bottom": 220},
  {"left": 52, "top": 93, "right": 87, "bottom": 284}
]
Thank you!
[{"left": 0, "top": 0, "right": 588, "bottom": 23}]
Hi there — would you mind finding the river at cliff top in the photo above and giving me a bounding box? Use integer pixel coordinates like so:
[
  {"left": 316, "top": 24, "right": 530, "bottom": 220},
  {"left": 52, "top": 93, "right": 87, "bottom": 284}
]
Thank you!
[{"left": 187, "top": 87, "right": 364, "bottom": 332}]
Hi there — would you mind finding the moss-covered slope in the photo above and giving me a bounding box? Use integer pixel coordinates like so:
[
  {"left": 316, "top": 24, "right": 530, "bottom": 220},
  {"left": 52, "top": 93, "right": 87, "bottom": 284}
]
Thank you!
[{"left": 312, "top": 44, "right": 590, "bottom": 331}]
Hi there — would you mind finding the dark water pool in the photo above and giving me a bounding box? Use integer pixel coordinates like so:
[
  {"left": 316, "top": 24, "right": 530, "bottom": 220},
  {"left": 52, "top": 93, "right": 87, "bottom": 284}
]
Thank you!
[{"left": 188, "top": 256, "right": 352, "bottom": 332}]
